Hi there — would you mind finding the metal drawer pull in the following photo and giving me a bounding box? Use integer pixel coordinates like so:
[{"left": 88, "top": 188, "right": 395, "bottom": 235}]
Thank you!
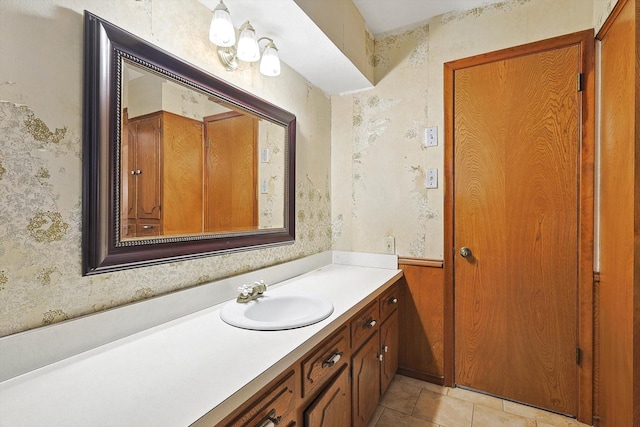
[
  {"left": 377, "top": 353, "right": 384, "bottom": 362},
  {"left": 322, "top": 350, "right": 343, "bottom": 368},
  {"left": 142, "top": 225, "right": 154, "bottom": 230},
  {"left": 382, "top": 345, "right": 389, "bottom": 353},
  {"left": 364, "top": 318, "right": 377, "bottom": 329},
  {"left": 388, "top": 297, "right": 398, "bottom": 304},
  {"left": 256, "top": 409, "right": 281, "bottom": 427}
]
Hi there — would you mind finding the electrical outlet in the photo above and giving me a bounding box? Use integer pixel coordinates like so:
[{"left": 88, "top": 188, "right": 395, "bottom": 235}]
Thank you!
[
  {"left": 425, "top": 126, "right": 438, "bottom": 147},
  {"left": 426, "top": 168, "right": 438, "bottom": 188},
  {"left": 261, "top": 179, "right": 269, "bottom": 194},
  {"left": 384, "top": 236, "right": 395, "bottom": 254}
]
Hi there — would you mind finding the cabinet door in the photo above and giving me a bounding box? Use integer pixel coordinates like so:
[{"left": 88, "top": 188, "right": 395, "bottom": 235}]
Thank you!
[
  {"left": 351, "top": 330, "right": 380, "bottom": 427},
  {"left": 380, "top": 309, "right": 399, "bottom": 395},
  {"left": 133, "top": 115, "right": 161, "bottom": 220},
  {"left": 304, "top": 364, "right": 350, "bottom": 427}
]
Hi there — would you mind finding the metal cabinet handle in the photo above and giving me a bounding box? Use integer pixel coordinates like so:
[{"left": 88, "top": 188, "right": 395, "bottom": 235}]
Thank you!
[
  {"left": 322, "top": 350, "right": 343, "bottom": 368},
  {"left": 135, "top": 169, "right": 142, "bottom": 175},
  {"left": 142, "top": 225, "right": 154, "bottom": 230},
  {"left": 382, "top": 345, "right": 389, "bottom": 353},
  {"left": 363, "top": 318, "right": 377, "bottom": 329},
  {"left": 130, "top": 170, "right": 135, "bottom": 175},
  {"left": 388, "top": 297, "right": 398, "bottom": 305},
  {"left": 377, "top": 353, "right": 384, "bottom": 362},
  {"left": 256, "top": 409, "right": 281, "bottom": 427}
]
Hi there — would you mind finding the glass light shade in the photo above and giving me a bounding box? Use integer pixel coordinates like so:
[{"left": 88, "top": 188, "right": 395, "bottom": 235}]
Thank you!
[
  {"left": 260, "top": 42, "right": 281, "bottom": 77},
  {"left": 209, "top": 1, "right": 235, "bottom": 47},
  {"left": 236, "top": 22, "right": 260, "bottom": 62}
]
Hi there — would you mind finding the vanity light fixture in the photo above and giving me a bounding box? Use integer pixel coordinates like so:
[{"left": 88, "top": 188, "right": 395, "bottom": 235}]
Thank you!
[{"left": 208, "top": 0, "right": 281, "bottom": 77}]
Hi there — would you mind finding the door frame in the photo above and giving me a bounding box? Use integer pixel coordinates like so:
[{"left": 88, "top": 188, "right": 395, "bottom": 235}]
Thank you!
[{"left": 443, "top": 29, "right": 595, "bottom": 422}]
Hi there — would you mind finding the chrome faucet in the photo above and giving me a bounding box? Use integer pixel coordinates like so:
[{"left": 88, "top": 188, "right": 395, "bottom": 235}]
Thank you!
[{"left": 237, "top": 280, "right": 267, "bottom": 303}]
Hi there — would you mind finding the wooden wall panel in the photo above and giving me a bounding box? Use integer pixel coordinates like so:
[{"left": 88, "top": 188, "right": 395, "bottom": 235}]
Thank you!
[
  {"left": 398, "top": 261, "right": 445, "bottom": 384},
  {"left": 596, "top": 0, "right": 640, "bottom": 425}
]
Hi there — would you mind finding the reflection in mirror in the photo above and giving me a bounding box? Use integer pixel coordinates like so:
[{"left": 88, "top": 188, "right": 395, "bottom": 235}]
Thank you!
[
  {"left": 82, "top": 12, "right": 296, "bottom": 275},
  {"left": 120, "top": 60, "right": 285, "bottom": 241}
]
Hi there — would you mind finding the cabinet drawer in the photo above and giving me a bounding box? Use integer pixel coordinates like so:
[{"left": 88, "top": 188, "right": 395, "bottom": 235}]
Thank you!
[
  {"left": 302, "top": 327, "right": 349, "bottom": 398},
  {"left": 350, "top": 300, "right": 379, "bottom": 350},
  {"left": 379, "top": 284, "right": 399, "bottom": 321},
  {"left": 136, "top": 221, "right": 160, "bottom": 237},
  {"left": 225, "top": 370, "right": 297, "bottom": 427}
]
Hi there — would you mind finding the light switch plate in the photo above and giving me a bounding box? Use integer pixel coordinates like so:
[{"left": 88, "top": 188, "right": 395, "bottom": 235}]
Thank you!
[
  {"left": 426, "top": 168, "right": 438, "bottom": 188},
  {"left": 261, "top": 179, "right": 269, "bottom": 194},
  {"left": 425, "top": 127, "right": 438, "bottom": 147},
  {"left": 260, "top": 148, "right": 270, "bottom": 163}
]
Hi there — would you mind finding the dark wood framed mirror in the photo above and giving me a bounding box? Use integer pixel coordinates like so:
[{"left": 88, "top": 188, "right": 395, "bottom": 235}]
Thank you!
[{"left": 82, "top": 12, "right": 296, "bottom": 275}]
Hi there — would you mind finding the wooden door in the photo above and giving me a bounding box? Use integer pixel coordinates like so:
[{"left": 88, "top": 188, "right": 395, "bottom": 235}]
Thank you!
[
  {"left": 351, "top": 331, "right": 380, "bottom": 427},
  {"left": 204, "top": 112, "right": 257, "bottom": 233},
  {"left": 453, "top": 43, "right": 582, "bottom": 415},
  {"left": 161, "top": 111, "right": 204, "bottom": 236},
  {"left": 597, "top": 0, "right": 639, "bottom": 424},
  {"left": 304, "top": 365, "right": 351, "bottom": 427},
  {"left": 380, "top": 309, "right": 398, "bottom": 396}
]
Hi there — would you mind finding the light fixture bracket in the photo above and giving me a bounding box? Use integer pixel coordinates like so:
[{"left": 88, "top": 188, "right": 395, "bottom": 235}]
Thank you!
[{"left": 217, "top": 46, "right": 238, "bottom": 71}]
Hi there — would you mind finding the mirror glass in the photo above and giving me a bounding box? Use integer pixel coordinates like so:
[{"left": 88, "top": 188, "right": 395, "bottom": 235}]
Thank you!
[
  {"left": 120, "top": 60, "right": 286, "bottom": 240},
  {"left": 82, "top": 12, "right": 296, "bottom": 275}
]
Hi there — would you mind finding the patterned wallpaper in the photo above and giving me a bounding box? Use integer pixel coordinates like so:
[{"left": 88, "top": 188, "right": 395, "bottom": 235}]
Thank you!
[
  {"left": 331, "top": 0, "right": 598, "bottom": 259},
  {"left": 0, "top": 0, "right": 620, "bottom": 338},
  {"left": 0, "top": 1, "right": 331, "bottom": 337}
]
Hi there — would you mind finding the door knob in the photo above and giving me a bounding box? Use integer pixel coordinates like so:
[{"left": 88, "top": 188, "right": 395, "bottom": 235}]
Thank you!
[{"left": 460, "top": 247, "right": 472, "bottom": 258}]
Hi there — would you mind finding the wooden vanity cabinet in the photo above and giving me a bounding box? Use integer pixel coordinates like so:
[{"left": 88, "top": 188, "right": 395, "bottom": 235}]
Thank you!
[
  {"left": 299, "top": 326, "right": 351, "bottom": 427},
  {"left": 350, "top": 284, "right": 400, "bottom": 427},
  {"left": 219, "top": 369, "right": 299, "bottom": 427},
  {"left": 304, "top": 364, "right": 351, "bottom": 427},
  {"left": 379, "top": 285, "right": 399, "bottom": 395},
  {"left": 215, "top": 283, "right": 400, "bottom": 427}
]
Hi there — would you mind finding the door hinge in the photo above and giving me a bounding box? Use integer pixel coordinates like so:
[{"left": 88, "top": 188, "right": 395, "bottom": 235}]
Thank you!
[
  {"left": 577, "top": 73, "right": 584, "bottom": 92},
  {"left": 206, "top": 137, "right": 210, "bottom": 149},
  {"left": 576, "top": 346, "right": 582, "bottom": 365}
]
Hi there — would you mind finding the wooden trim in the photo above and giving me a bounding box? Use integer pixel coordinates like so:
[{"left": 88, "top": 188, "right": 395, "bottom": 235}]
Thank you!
[
  {"left": 397, "top": 257, "right": 443, "bottom": 268},
  {"left": 397, "top": 367, "right": 444, "bottom": 386},
  {"left": 596, "top": 0, "right": 630, "bottom": 40},
  {"left": 443, "top": 29, "right": 595, "bottom": 421},
  {"left": 443, "top": 59, "right": 456, "bottom": 388}
]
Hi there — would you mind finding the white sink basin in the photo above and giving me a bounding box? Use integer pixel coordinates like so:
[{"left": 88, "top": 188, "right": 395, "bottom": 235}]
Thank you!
[{"left": 220, "top": 294, "right": 334, "bottom": 331}]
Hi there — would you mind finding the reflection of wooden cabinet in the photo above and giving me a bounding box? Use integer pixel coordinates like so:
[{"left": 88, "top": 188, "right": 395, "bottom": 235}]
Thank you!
[{"left": 122, "top": 110, "right": 203, "bottom": 238}]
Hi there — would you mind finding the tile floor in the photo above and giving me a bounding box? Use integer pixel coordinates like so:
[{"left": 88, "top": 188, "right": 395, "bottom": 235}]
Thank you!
[{"left": 367, "top": 375, "right": 592, "bottom": 427}]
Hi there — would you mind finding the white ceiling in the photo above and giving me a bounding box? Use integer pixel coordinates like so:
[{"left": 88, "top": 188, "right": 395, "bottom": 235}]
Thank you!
[
  {"left": 353, "top": 0, "right": 502, "bottom": 35},
  {"left": 200, "top": 0, "right": 504, "bottom": 94}
]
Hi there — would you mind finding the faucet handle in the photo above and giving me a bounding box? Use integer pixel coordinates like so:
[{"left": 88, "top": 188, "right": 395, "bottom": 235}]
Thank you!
[
  {"left": 254, "top": 280, "right": 267, "bottom": 294},
  {"left": 238, "top": 285, "right": 251, "bottom": 297}
]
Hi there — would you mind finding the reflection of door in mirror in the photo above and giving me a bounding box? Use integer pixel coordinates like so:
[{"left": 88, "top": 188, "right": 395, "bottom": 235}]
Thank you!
[
  {"left": 204, "top": 112, "right": 258, "bottom": 233},
  {"left": 121, "top": 108, "right": 204, "bottom": 239}
]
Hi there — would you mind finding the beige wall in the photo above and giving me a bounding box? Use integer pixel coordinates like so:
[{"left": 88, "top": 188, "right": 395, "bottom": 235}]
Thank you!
[
  {"left": 0, "top": 0, "right": 331, "bottom": 337},
  {"left": 331, "top": 0, "right": 608, "bottom": 259}
]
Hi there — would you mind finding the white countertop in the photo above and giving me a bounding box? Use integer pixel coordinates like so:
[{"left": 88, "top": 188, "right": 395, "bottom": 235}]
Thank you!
[{"left": 0, "top": 253, "right": 402, "bottom": 426}]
